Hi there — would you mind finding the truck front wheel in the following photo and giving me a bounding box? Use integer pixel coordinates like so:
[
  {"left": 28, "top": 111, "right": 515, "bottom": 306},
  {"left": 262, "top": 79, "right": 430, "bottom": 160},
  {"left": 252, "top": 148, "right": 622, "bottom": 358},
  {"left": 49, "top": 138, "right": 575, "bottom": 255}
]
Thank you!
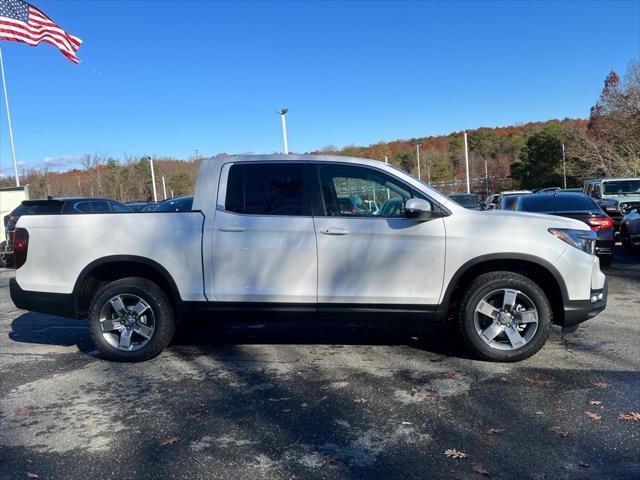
[
  {"left": 88, "top": 277, "right": 175, "bottom": 362},
  {"left": 458, "top": 271, "right": 552, "bottom": 362}
]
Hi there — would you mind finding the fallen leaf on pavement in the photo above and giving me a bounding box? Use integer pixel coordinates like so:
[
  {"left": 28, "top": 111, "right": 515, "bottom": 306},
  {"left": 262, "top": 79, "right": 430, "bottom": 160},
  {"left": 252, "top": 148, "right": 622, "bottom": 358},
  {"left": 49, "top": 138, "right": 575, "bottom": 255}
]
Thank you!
[
  {"left": 353, "top": 398, "right": 368, "bottom": 404},
  {"left": 15, "top": 407, "right": 32, "bottom": 415},
  {"left": 487, "top": 427, "right": 504, "bottom": 434},
  {"left": 322, "top": 454, "right": 341, "bottom": 466},
  {"left": 27, "top": 473, "right": 39, "bottom": 479},
  {"left": 294, "top": 356, "right": 304, "bottom": 363},
  {"left": 534, "top": 411, "right": 544, "bottom": 415},
  {"left": 442, "top": 372, "right": 458, "bottom": 379},
  {"left": 578, "top": 461, "right": 590, "bottom": 468},
  {"left": 584, "top": 411, "right": 602, "bottom": 421},
  {"left": 549, "top": 425, "right": 569, "bottom": 437},
  {"left": 186, "top": 412, "right": 202, "bottom": 420},
  {"left": 618, "top": 412, "right": 640, "bottom": 421},
  {"left": 589, "top": 400, "right": 603, "bottom": 405},
  {"left": 525, "top": 377, "right": 553, "bottom": 385},
  {"left": 444, "top": 449, "right": 468, "bottom": 459},
  {"left": 592, "top": 382, "right": 609, "bottom": 388},
  {"left": 472, "top": 463, "right": 491, "bottom": 476},
  {"left": 160, "top": 437, "right": 179, "bottom": 446}
]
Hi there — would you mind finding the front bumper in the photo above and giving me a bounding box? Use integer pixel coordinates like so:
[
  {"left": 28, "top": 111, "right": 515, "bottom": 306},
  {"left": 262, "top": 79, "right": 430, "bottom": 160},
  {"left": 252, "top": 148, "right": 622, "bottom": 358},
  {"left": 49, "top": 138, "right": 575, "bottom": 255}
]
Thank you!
[
  {"left": 10, "top": 278, "right": 76, "bottom": 318},
  {"left": 562, "top": 278, "right": 608, "bottom": 329}
]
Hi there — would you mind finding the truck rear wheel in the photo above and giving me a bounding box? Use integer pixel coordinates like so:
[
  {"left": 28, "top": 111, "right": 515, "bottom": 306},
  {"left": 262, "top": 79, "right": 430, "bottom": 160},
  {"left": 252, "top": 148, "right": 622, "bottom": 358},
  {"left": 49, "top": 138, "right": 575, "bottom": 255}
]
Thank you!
[
  {"left": 458, "top": 271, "right": 552, "bottom": 362},
  {"left": 88, "top": 277, "right": 175, "bottom": 362}
]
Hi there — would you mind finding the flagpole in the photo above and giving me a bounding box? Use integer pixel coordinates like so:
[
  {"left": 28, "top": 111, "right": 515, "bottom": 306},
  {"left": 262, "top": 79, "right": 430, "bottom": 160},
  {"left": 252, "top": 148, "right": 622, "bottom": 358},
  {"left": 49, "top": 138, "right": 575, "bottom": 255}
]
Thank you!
[{"left": 0, "top": 46, "right": 20, "bottom": 187}]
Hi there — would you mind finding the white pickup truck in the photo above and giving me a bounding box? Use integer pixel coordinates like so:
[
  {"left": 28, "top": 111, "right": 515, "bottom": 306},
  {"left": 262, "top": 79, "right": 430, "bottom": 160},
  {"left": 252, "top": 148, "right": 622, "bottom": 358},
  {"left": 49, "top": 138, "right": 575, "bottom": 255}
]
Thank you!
[{"left": 10, "top": 155, "right": 607, "bottom": 362}]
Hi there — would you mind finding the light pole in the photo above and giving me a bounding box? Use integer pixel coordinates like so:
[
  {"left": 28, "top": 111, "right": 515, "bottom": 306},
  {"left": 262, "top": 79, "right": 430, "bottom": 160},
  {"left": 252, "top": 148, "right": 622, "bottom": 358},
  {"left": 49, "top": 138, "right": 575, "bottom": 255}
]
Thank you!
[
  {"left": 277, "top": 108, "right": 289, "bottom": 154},
  {"left": 416, "top": 144, "right": 422, "bottom": 180},
  {"left": 161, "top": 175, "right": 167, "bottom": 200},
  {"left": 149, "top": 157, "right": 158, "bottom": 202},
  {"left": 464, "top": 131, "right": 470, "bottom": 194},
  {"left": 561, "top": 142, "right": 567, "bottom": 189}
]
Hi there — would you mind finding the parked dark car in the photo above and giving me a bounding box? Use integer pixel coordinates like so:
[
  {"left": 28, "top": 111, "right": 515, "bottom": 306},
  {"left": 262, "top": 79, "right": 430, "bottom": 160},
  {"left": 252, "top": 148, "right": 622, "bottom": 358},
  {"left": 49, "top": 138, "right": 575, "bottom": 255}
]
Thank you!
[
  {"left": 153, "top": 196, "right": 193, "bottom": 212},
  {"left": 448, "top": 194, "right": 483, "bottom": 210},
  {"left": 126, "top": 201, "right": 157, "bottom": 212},
  {"left": 513, "top": 192, "right": 615, "bottom": 266},
  {"left": 497, "top": 191, "right": 533, "bottom": 210},
  {"left": 2, "top": 197, "right": 132, "bottom": 267},
  {"left": 621, "top": 207, "right": 640, "bottom": 251}
]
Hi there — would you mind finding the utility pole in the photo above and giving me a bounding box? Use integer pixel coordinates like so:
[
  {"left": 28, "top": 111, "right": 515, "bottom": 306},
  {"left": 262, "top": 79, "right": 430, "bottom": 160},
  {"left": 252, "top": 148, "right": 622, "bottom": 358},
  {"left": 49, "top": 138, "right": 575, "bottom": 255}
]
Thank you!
[
  {"left": 416, "top": 144, "right": 422, "bottom": 180},
  {"left": 562, "top": 142, "right": 567, "bottom": 189},
  {"left": 427, "top": 161, "right": 431, "bottom": 184},
  {"left": 277, "top": 108, "right": 289, "bottom": 154},
  {"left": 149, "top": 157, "right": 158, "bottom": 202},
  {"left": 464, "top": 131, "right": 470, "bottom": 194},
  {"left": 161, "top": 175, "right": 167, "bottom": 200},
  {"left": 384, "top": 155, "right": 388, "bottom": 164}
]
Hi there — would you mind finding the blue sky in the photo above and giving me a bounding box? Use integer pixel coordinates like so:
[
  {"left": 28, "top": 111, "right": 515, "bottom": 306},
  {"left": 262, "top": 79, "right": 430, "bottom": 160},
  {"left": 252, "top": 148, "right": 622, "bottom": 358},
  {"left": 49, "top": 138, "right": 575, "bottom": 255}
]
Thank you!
[{"left": 0, "top": 0, "right": 638, "bottom": 174}]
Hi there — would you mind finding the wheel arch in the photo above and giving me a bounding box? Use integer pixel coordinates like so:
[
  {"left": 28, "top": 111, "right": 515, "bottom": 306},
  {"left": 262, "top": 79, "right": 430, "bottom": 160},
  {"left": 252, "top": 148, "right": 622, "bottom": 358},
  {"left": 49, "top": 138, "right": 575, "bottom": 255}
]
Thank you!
[
  {"left": 438, "top": 253, "right": 568, "bottom": 325},
  {"left": 73, "top": 255, "right": 182, "bottom": 319}
]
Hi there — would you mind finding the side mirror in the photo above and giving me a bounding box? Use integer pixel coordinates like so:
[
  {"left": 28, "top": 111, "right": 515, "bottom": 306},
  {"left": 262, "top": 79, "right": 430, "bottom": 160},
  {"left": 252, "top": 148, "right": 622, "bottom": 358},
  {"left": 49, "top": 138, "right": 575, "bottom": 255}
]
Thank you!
[{"left": 405, "top": 198, "right": 436, "bottom": 221}]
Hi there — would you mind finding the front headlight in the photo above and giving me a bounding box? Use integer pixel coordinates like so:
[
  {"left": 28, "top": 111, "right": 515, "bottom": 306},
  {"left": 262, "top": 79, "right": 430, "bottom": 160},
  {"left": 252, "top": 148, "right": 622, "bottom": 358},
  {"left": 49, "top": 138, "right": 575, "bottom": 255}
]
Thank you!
[{"left": 548, "top": 228, "right": 597, "bottom": 255}]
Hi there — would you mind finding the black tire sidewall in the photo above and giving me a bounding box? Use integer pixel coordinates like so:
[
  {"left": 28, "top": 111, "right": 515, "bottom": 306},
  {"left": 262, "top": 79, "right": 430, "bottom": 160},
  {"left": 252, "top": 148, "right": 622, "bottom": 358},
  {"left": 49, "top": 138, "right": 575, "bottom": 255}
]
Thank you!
[
  {"left": 88, "top": 277, "right": 175, "bottom": 362},
  {"left": 459, "top": 272, "right": 552, "bottom": 362}
]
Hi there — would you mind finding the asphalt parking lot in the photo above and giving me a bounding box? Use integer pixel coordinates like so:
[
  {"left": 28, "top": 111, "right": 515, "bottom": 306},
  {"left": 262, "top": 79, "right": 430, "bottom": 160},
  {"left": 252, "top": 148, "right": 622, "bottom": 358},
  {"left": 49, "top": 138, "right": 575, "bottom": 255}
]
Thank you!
[{"left": 0, "top": 248, "right": 639, "bottom": 480}]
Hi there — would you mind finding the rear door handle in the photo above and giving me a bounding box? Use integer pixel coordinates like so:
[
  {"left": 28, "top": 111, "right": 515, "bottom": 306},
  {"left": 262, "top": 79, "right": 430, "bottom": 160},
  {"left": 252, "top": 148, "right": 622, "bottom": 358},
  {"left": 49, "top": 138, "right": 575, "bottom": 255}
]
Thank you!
[
  {"left": 320, "top": 228, "right": 350, "bottom": 236},
  {"left": 218, "top": 226, "right": 246, "bottom": 232}
]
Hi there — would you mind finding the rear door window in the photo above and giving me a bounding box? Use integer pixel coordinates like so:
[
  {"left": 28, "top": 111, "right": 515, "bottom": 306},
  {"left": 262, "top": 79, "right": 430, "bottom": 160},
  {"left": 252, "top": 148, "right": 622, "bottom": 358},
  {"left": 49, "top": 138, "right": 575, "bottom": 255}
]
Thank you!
[
  {"left": 225, "top": 163, "right": 310, "bottom": 216},
  {"left": 109, "top": 201, "right": 132, "bottom": 213}
]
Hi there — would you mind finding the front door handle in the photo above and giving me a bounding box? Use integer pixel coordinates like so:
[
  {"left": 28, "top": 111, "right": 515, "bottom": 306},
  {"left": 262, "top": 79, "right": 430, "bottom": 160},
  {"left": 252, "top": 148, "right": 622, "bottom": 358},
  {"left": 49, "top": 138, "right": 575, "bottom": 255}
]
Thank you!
[
  {"left": 218, "top": 226, "right": 246, "bottom": 232},
  {"left": 320, "top": 228, "right": 350, "bottom": 236}
]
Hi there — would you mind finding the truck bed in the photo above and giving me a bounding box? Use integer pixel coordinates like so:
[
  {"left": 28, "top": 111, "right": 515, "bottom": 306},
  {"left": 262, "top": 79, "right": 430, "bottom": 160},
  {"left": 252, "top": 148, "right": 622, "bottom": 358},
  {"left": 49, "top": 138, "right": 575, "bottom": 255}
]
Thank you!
[{"left": 15, "top": 212, "right": 206, "bottom": 302}]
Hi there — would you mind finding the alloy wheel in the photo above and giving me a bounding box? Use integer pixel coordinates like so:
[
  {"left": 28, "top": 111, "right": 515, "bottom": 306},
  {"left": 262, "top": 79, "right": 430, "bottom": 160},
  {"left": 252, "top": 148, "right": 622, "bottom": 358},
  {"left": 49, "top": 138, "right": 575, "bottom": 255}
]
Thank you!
[
  {"left": 99, "top": 294, "right": 156, "bottom": 351},
  {"left": 473, "top": 288, "right": 539, "bottom": 351}
]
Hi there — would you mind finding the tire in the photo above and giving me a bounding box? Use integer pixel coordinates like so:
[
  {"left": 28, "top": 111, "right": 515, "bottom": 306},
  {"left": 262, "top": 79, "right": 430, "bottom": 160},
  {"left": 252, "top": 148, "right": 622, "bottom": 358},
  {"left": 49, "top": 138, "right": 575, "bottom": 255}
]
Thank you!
[
  {"left": 599, "top": 254, "right": 613, "bottom": 268},
  {"left": 621, "top": 227, "right": 633, "bottom": 251},
  {"left": 0, "top": 241, "right": 6, "bottom": 268},
  {"left": 88, "top": 277, "right": 175, "bottom": 362},
  {"left": 458, "top": 271, "right": 552, "bottom": 362}
]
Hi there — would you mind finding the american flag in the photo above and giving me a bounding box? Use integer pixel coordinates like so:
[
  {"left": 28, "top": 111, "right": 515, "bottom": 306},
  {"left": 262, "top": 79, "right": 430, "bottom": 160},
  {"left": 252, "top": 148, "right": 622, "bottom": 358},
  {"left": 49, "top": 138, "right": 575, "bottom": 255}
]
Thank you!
[{"left": 0, "top": 0, "right": 82, "bottom": 63}]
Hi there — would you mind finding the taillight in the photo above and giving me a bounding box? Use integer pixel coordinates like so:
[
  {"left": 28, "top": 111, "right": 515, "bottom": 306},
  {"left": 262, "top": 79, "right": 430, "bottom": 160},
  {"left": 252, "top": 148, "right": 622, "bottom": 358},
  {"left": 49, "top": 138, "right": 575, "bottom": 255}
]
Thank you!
[
  {"left": 587, "top": 216, "right": 614, "bottom": 231},
  {"left": 12, "top": 228, "right": 29, "bottom": 269}
]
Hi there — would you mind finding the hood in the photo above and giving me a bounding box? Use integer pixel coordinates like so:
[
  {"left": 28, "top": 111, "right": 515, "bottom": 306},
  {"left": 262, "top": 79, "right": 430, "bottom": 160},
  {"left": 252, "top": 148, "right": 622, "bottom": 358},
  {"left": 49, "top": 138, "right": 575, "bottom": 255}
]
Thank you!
[{"left": 480, "top": 209, "right": 590, "bottom": 231}]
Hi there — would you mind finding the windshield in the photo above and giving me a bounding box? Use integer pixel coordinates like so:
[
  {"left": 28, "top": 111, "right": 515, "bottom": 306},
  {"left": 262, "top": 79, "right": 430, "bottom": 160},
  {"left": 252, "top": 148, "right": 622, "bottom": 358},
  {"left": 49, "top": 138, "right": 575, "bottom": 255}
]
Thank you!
[{"left": 603, "top": 180, "right": 640, "bottom": 195}]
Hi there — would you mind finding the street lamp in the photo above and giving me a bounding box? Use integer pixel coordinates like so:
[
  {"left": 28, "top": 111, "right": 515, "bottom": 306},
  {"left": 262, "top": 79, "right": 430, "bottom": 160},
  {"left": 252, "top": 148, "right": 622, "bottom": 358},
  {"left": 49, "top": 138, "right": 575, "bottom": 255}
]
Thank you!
[
  {"left": 416, "top": 144, "right": 422, "bottom": 180},
  {"left": 277, "top": 108, "right": 289, "bottom": 154},
  {"left": 562, "top": 142, "right": 567, "bottom": 189}
]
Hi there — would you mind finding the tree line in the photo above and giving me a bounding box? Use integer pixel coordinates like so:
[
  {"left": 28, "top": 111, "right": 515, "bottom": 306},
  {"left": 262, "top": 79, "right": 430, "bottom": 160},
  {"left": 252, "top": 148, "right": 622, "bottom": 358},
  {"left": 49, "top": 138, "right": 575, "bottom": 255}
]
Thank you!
[{"left": 1, "top": 61, "right": 637, "bottom": 200}]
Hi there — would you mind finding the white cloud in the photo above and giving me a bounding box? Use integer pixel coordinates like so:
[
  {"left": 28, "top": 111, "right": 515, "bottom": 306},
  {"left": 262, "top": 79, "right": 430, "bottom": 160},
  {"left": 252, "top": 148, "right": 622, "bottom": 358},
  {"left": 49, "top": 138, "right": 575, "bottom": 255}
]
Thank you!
[{"left": 42, "top": 155, "right": 81, "bottom": 169}]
